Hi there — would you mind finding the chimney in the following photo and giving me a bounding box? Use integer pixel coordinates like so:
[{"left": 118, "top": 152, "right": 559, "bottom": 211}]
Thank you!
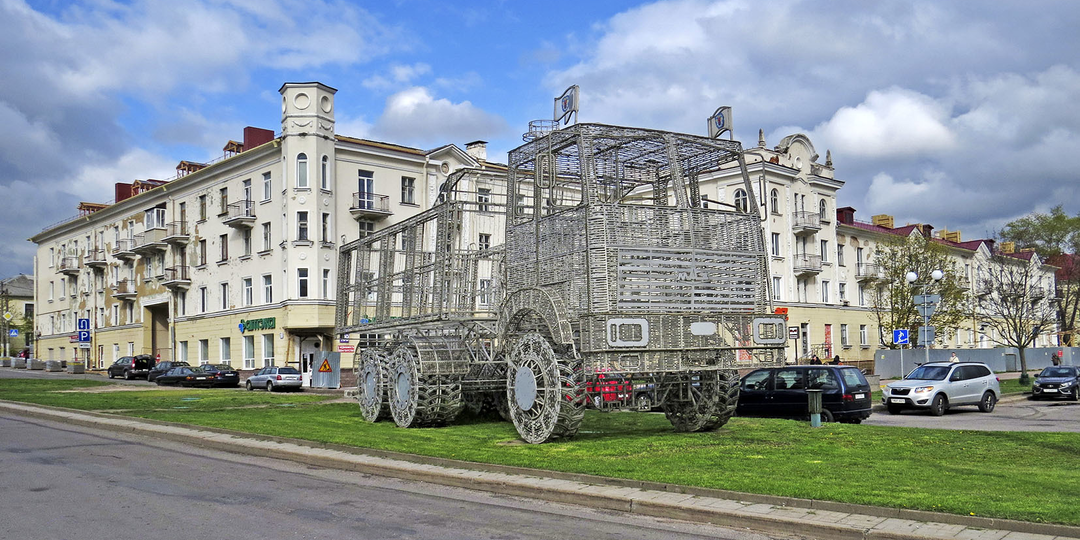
[
  {"left": 115, "top": 182, "right": 133, "bottom": 203},
  {"left": 836, "top": 207, "right": 856, "bottom": 225},
  {"left": 1001, "top": 241, "right": 1015, "bottom": 254},
  {"left": 871, "top": 214, "right": 894, "bottom": 228},
  {"left": 465, "top": 140, "right": 487, "bottom": 162},
  {"left": 243, "top": 127, "right": 275, "bottom": 151}
]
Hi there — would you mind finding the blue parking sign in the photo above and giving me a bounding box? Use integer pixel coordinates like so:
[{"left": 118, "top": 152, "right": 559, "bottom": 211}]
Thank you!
[{"left": 893, "top": 329, "right": 909, "bottom": 345}]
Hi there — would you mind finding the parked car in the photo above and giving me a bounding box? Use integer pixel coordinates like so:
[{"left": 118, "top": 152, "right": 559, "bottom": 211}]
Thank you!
[
  {"left": 246, "top": 366, "right": 303, "bottom": 392},
  {"left": 107, "top": 355, "right": 154, "bottom": 380},
  {"left": 200, "top": 364, "right": 241, "bottom": 387},
  {"left": 882, "top": 362, "right": 1000, "bottom": 415},
  {"left": 1032, "top": 366, "right": 1080, "bottom": 401},
  {"left": 154, "top": 366, "right": 216, "bottom": 387},
  {"left": 147, "top": 361, "right": 191, "bottom": 383},
  {"left": 737, "top": 365, "right": 873, "bottom": 423}
]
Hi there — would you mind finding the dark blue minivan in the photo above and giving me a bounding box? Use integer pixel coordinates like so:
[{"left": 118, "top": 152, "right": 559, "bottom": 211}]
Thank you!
[{"left": 737, "top": 365, "right": 873, "bottom": 423}]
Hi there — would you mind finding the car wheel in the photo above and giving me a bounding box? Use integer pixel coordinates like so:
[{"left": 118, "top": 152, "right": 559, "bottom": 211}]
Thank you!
[
  {"left": 266, "top": 381, "right": 274, "bottom": 392},
  {"left": 155, "top": 379, "right": 164, "bottom": 386},
  {"left": 887, "top": 405, "right": 902, "bottom": 415},
  {"left": 820, "top": 409, "right": 835, "bottom": 423},
  {"left": 108, "top": 371, "right": 114, "bottom": 379},
  {"left": 124, "top": 370, "right": 132, "bottom": 380},
  {"left": 1071, "top": 388, "right": 1079, "bottom": 402},
  {"left": 245, "top": 381, "right": 253, "bottom": 391},
  {"left": 978, "top": 391, "right": 997, "bottom": 413},
  {"left": 1030, "top": 394, "right": 1040, "bottom": 401},
  {"left": 929, "top": 394, "right": 947, "bottom": 416}
]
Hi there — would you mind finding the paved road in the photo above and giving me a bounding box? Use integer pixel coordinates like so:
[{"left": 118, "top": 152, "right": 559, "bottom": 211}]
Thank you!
[
  {"left": 864, "top": 397, "right": 1080, "bottom": 432},
  {"left": 0, "top": 415, "right": 787, "bottom": 540}
]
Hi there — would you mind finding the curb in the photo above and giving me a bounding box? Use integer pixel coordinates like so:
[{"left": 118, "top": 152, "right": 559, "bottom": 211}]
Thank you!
[
  {"left": 2, "top": 400, "right": 1077, "bottom": 540},
  {"left": 872, "top": 392, "right": 1030, "bottom": 412}
]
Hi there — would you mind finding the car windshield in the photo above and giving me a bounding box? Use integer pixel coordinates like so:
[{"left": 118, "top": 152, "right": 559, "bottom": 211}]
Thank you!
[
  {"left": 278, "top": 367, "right": 300, "bottom": 374},
  {"left": 1039, "top": 367, "right": 1077, "bottom": 378},
  {"left": 905, "top": 365, "right": 950, "bottom": 381}
]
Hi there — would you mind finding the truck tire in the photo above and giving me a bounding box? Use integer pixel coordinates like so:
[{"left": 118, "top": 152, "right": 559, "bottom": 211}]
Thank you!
[
  {"left": 387, "top": 344, "right": 463, "bottom": 427},
  {"left": 506, "top": 331, "right": 585, "bottom": 444},
  {"left": 356, "top": 348, "right": 389, "bottom": 422},
  {"left": 662, "top": 369, "right": 739, "bottom": 432}
]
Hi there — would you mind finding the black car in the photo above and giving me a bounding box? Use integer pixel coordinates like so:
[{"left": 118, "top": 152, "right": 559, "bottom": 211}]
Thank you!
[
  {"left": 1032, "top": 366, "right": 1080, "bottom": 401},
  {"left": 200, "top": 364, "right": 240, "bottom": 387},
  {"left": 107, "top": 355, "right": 155, "bottom": 380},
  {"left": 155, "top": 366, "right": 216, "bottom": 387},
  {"left": 737, "top": 365, "right": 874, "bottom": 423},
  {"left": 147, "top": 361, "right": 191, "bottom": 383}
]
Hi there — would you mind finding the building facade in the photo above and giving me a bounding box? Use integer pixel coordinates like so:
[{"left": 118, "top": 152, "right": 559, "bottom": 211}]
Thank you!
[
  {"left": 0, "top": 274, "right": 34, "bottom": 356},
  {"left": 30, "top": 82, "right": 500, "bottom": 379}
]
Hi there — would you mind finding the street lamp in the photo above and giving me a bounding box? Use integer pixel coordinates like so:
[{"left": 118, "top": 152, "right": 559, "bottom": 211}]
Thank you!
[{"left": 907, "top": 269, "right": 944, "bottom": 364}]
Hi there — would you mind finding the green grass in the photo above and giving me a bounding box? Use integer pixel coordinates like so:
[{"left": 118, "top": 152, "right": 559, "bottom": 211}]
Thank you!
[
  {"left": 999, "top": 379, "right": 1032, "bottom": 395},
  {"left": 0, "top": 379, "right": 334, "bottom": 411},
  {"left": 3, "top": 378, "right": 1079, "bottom": 526}
]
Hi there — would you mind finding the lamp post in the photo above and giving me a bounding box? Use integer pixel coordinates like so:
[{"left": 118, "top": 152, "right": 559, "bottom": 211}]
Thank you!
[{"left": 907, "top": 269, "right": 944, "bottom": 364}]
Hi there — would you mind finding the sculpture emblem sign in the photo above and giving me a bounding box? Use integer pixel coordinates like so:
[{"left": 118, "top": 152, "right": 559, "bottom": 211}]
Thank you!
[{"left": 238, "top": 317, "right": 276, "bottom": 333}]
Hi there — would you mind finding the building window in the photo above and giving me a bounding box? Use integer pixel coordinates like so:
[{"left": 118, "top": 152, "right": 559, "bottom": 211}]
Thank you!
[
  {"left": 478, "top": 233, "right": 491, "bottom": 250},
  {"left": 49, "top": 247, "right": 55, "bottom": 267},
  {"left": 401, "top": 176, "right": 415, "bottom": 204},
  {"left": 126, "top": 303, "right": 134, "bottom": 324},
  {"left": 262, "top": 334, "right": 275, "bottom": 367},
  {"left": 837, "top": 244, "right": 845, "bottom": 266},
  {"left": 128, "top": 342, "right": 135, "bottom": 356},
  {"left": 733, "top": 189, "right": 748, "bottom": 212},
  {"left": 298, "top": 268, "right": 309, "bottom": 298},
  {"left": 220, "top": 337, "right": 231, "bottom": 363},
  {"left": 243, "top": 335, "right": 255, "bottom": 369},
  {"left": 321, "top": 212, "right": 331, "bottom": 243},
  {"left": 321, "top": 155, "right": 330, "bottom": 190},
  {"left": 770, "top": 189, "right": 779, "bottom": 214},
  {"left": 297, "top": 212, "right": 309, "bottom": 241},
  {"left": 198, "top": 339, "right": 208, "bottom": 363},
  {"left": 822, "top": 280, "right": 830, "bottom": 303},
  {"left": 859, "top": 325, "right": 868, "bottom": 347},
  {"left": 262, "top": 172, "right": 272, "bottom": 201},
  {"left": 772, "top": 277, "right": 781, "bottom": 301},
  {"left": 296, "top": 153, "right": 308, "bottom": 188},
  {"left": 261, "top": 222, "right": 272, "bottom": 251},
  {"left": 263, "top": 275, "right": 273, "bottom": 303},
  {"left": 840, "top": 324, "right": 849, "bottom": 347},
  {"left": 49, "top": 281, "right": 54, "bottom": 301},
  {"left": 111, "top": 304, "right": 118, "bottom": 326},
  {"left": 199, "top": 286, "right": 208, "bottom": 313},
  {"left": 198, "top": 195, "right": 207, "bottom": 221},
  {"left": 771, "top": 233, "right": 780, "bottom": 257},
  {"left": 479, "top": 279, "right": 492, "bottom": 306},
  {"left": 358, "top": 221, "right": 374, "bottom": 238},
  {"left": 242, "top": 277, "right": 253, "bottom": 306},
  {"left": 219, "top": 187, "right": 229, "bottom": 214},
  {"left": 241, "top": 229, "right": 252, "bottom": 256},
  {"left": 218, "top": 234, "right": 228, "bottom": 262},
  {"left": 198, "top": 239, "right": 207, "bottom": 266},
  {"left": 477, "top": 188, "right": 491, "bottom": 212},
  {"left": 178, "top": 291, "right": 186, "bottom": 315},
  {"left": 178, "top": 341, "right": 188, "bottom": 363},
  {"left": 858, "top": 284, "right": 866, "bottom": 306},
  {"left": 820, "top": 240, "right": 828, "bottom": 262},
  {"left": 819, "top": 199, "right": 827, "bottom": 220},
  {"left": 322, "top": 269, "right": 331, "bottom": 299},
  {"left": 220, "top": 282, "right": 229, "bottom": 310},
  {"left": 838, "top": 283, "right": 846, "bottom": 302}
]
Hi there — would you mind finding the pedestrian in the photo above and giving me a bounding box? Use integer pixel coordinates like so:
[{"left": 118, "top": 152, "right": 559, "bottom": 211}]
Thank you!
[
  {"left": 1051, "top": 353, "right": 1061, "bottom": 366},
  {"left": 810, "top": 354, "right": 821, "bottom": 365},
  {"left": 949, "top": 352, "right": 959, "bottom": 363},
  {"left": 830, "top": 355, "right": 841, "bottom": 365}
]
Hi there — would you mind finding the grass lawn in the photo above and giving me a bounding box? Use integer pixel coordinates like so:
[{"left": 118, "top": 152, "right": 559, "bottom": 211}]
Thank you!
[
  {"left": 0, "top": 379, "right": 334, "bottom": 411},
  {"left": 999, "top": 378, "right": 1032, "bottom": 395},
  {"left": 3, "top": 379, "right": 1078, "bottom": 525}
]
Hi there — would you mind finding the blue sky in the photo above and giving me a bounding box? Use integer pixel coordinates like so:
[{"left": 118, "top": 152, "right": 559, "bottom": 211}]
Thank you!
[{"left": 2, "top": 0, "right": 1080, "bottom": 278}]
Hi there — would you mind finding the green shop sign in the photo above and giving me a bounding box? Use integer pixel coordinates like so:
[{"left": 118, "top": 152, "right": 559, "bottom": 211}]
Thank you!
[{"left": 238, "top": 317, "right": 276, "bottom": 333}]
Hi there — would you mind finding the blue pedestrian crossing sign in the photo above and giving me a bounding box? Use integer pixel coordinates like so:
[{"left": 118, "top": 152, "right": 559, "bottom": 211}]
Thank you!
[
  {"left": 8, "top": 329, "right": 18, "bottom": 337},
  {"left": 893, "top": 329, "right": 909, "bottom": 345}
]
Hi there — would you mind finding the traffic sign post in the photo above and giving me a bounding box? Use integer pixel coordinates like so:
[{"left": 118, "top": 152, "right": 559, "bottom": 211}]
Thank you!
[
  {"left": 893, "top": 329, "right": 909, "bottom": 377},
  {"left": 788, "top": 326, "right": 799, "bottom": 364}
]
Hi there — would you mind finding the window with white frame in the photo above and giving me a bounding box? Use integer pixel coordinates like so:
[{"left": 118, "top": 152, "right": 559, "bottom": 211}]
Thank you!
[
  {"left": 838, "top": 283, "right": 846, "bottom": 302},
  {"left": 198, "top": 339, "right": 208, "bottom": 363},
  {"left": 858, "top": 284, "right": 865, "bottom": 306},
  {"left": 321, "top": 212, "right": 330, "bottom": 243},
  {"left": 837, "top": 244, "right": 845, "bottom": 266},
  {"left": 113, "top": 344, "right": 120, "bottom": 362},
  {"left": 296, "top": 153, "right": 308, "bottom": 188},
  {"left": 128, "top": 342, "right": 135, "bottom": 356},
  {"left": 178, "top": 341, "right": 188, "bottom": 363},
  {"left": 321, "top": 155, "right": 330, "bottom": 190},
  {"left": 262, "top": 172, "right": 272, "bottom": 201},
  {"left": 401, "top": 176, "right": 415, "bottom": 204},
  {"left": 242, "top": 228, "right": 251, "bottom": 256},
  {"left": 219, "top": 233, "right": 228, "bottom": 261},
  {"left": 111, "top": 304, "right": 118, "bottom": 326},
  {"left": 477, "top": 188, "right": 491, "bottom": 212},
  {"left": 840, "top": 324, "right": 849, "bottom": 347},
  {"left": 771, "top": 233, "right": 780, "bottom": 257},
  {"left": 322, "top": 269, "right": 330, "bottom": 299},
  {"left": 262, "top": 334, "right": 275, "bottom": 367},
  {"left": 263, "top": 275, "right": 273, "bottom": 303},
  {"left": 733, "top": 189, "right": 748, "bottom": 212},
  {"left": 243, "top": 335, "right": 255, "bottom": 369},
  {"left": 297, "top": 211, "right": 309, "bottom": 241},
  {"left": 770, "top": 189, "right": 779, "bottom": 214},
  {"left": 479, "top": 279, "right": 492, "bottom": 306},
  {"left": 199, "top": 286, "right": 208, "bottom": 313},
  {"left": 820, "top": 239, "right": 828, "bottom": 262},
  {"left": 242, "top": 277, "right": 253, "bottom": 306},
  {"left": 819, "top": 199, "right": 827, "bottom": 220},
  {"left": 126, "top": 303, "right": 134, "bottom": 324},
  {"left": 145, "top": 207, "right": 166, "bottom": 229},
  {"left": 478, "top": 233, "right": 491, "bottom": 250},
  {"left": 298, "top": 268, "right": 309, "bottom": 298},
  {"left": 178, "top": 291, "right": 186, "bottom": 315},
  {"left": 219, "top": 187, "right": 229, "bottom": 214},
  {"left": 821, "top": 280, "right": 830, "bottom": 303},
  {"left": 358, "top": 220, "right": 374, "bottom": 238},
  {"left": 772, "top": 276, "right": 781, "bottom": 301},
  {"left": 261, "top": 222, "right": 271, "bottom": 251},
  {"left": 220, "top": 337, "right": 231, "bottom": 363},
  {"left": 859, "top": 325, "right": 868, "bottom": 347},
  {"left": 220, "top": 282, "right": 229, "bottom": 310}
]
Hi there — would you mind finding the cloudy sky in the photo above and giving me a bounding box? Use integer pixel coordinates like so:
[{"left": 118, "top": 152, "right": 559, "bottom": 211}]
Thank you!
[{"left": 2, "top": 0, "right": 1079, "bottom": 277}]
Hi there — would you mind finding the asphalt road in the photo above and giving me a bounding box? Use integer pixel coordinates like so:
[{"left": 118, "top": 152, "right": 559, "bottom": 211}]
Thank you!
[
  {"left": 863, "top": 397, "right": 1080, "bottom": 432},
  {"left": 0, "top": 414, "right": 788, "bottom": 540}
]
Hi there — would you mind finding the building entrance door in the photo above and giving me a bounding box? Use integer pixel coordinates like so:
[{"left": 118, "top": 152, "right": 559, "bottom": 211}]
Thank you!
[
  {"left": 148, "top": 305, "right": 170, "bottom": 362},
  {"left": 299, "top": 338, "right": 322, "bottom": 387}
]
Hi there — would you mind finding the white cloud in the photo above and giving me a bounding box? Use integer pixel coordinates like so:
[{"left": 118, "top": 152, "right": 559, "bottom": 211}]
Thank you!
[
  {"left": 362, "top": 63, "right": 433, "bottom": 91},
  {"left": 813, "top": 88, "right": 956, "bottom": 158},
  {"left": 372, "top": 87, "right": 508, "bottom": 147}
]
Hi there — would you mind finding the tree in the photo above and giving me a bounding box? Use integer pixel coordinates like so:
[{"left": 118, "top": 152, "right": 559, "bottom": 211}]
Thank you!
[
  {"left": 868, "top": 234, "right": 969, "bottom": 349},
  {"left": 975, "top": 254, "right": 1057, "bottom": 384},
  {"left": 1000, "top": 206, "right": 1080, "bottom": 346}
]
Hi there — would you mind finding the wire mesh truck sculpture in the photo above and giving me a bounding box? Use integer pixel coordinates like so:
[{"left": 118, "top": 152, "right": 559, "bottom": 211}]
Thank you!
[{"left": 336, "top": 122, "right": 787, "bottom": 444}]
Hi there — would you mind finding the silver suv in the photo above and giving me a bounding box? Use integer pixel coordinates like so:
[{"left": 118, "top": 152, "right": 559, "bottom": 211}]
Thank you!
[{"left": 883, "top": 362, "right": 1000, "bottom": 416}]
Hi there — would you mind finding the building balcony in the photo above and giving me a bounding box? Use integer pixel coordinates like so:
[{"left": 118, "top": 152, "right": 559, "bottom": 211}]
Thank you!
[
  {"left": 223, "top": 200, "right": 256, "bottom": 228},
  {"left": 162, "top": 266, "right": 191, "bottom": 290},
  {"left": 112, "top": 278, "right": 138, "bottom": 300},
  {"left": 85, "top": 249, "right": 108, "bottom": 270},
  {"left": 1030, "top": 286, "right": 1046, "bottom": 299},
  {"left": 855, "top": 263, "right": 882, "bottom": 282},
  {"left": 58, "top": 256, "right": 81, "bottom": 276},
  {"left": 791, "top": 211, "right": 822, "bottom": 235},
  {"left": 113, "top": 238, "right": 136, "bottom": 260},
  {"left": 132, "top": 229, "right": 168, "bottom": 254},
  {"left": 349, "top": 193, "right": 392, "bottom": 220},
  {"left": 163, "top": 221, "right": 190, "bottom": 244},
  {"left": 793, "top": 254, "right": 823, "bottom": 276}
]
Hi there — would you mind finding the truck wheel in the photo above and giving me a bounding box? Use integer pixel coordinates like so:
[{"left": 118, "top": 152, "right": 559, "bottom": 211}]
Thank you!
[
  {"left": 662, "top": 369, "right": 739, "bottom": 432},
  {"left": 356, "top": 348, "right": 389, "bottom": 422},
  {"left": 506, "top": 331, "right": 585, "bottom": 444}
]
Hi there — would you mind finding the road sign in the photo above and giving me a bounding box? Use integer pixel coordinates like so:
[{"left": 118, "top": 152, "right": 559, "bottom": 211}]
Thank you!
[
  {"left": 788, "top": 326, "right": 799, "bottom": 339},
  {"left": 78, "top": 342, "right": 91, "bottom": 349},
  {"left": 339, "top": 333, "right": 350, "bottom": 343},
  {"left": 77, "top": 318, "right": 91, "bottom": 331},
  {"left": 3, "top": 312, "right": 11, "bottom": 321},
  {"left": 893, "top": 329, "right": 909, "bottom": 344},
  {"left": 8, "top": 329, "right": 18, "bottom": 337},
  {"left": 318, "top": 359, "right": 333, "bottom": 373},
  {"left": 913, "top": 294, "right": 941, "bottom": 305},
  {"left": 77, "top": 330, "right": 91, "bottom": 342},
  {"left": 916, "top": 304, "right": 937, "bottom": 318},
  {"left": 918, "top": 326, "right": 935, "bottom": 345}
]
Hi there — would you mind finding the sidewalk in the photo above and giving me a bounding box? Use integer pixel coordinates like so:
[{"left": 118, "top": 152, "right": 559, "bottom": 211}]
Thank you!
[{"left": 1, "top": 400, "right": 1076, "bottom": 540}]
